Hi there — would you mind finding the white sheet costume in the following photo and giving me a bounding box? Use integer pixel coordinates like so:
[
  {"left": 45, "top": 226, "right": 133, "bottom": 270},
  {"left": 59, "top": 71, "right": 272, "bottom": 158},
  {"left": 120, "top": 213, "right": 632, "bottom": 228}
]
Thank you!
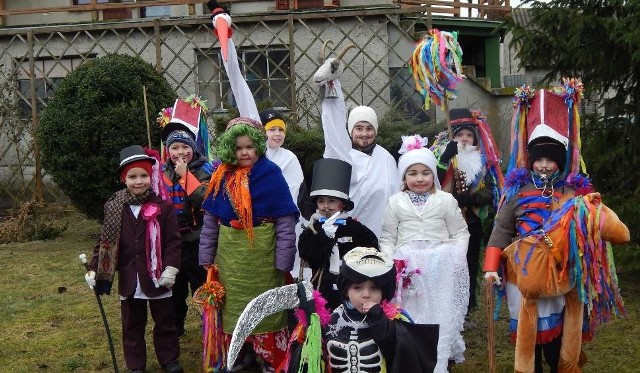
[
  {"left": 380, "top": 189, "right": 470, "bottom": 373},
  {"left": 321, "top": 80, "right": 399, "bottom": 237},
  {"left": 266, "top": 147, "right": 303, "bottom": 205}
]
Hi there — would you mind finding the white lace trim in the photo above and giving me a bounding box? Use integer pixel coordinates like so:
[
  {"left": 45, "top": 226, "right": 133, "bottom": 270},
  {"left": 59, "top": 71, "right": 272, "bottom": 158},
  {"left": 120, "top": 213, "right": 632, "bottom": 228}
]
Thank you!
[{"left": 392, "top": 240, "right": 469, "bottom": 373}]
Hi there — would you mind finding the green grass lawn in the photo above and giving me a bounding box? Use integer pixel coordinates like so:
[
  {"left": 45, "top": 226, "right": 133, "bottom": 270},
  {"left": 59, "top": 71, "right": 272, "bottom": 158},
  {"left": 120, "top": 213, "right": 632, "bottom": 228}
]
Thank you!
[{"left": 0, "top": 210, "right": 638, "bottom": 372}]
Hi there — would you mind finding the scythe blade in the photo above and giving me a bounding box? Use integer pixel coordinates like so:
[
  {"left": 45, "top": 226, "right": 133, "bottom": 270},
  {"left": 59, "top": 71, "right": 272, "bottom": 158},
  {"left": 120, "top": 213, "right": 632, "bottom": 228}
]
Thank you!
[{"left": 227, "top": 281, "right": 314, "bottom": 367}]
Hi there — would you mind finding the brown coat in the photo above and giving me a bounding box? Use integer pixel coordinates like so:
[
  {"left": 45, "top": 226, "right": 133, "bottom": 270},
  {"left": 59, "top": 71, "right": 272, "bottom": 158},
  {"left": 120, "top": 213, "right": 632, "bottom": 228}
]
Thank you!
[{"left": 91, "top": 195, "right": 182, "bottom": 297}]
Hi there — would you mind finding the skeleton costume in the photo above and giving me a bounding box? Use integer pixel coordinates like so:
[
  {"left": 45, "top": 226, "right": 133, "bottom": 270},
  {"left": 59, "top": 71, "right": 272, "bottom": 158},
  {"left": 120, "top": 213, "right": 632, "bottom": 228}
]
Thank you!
[{"left": 326, "top": 247, "right": 439, "bottom": 373}]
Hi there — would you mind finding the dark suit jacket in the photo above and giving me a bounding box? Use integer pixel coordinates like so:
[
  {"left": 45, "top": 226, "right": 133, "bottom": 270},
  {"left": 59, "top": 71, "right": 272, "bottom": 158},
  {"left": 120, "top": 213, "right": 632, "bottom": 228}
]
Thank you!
[{"left": 91, "top": 195, "right": 182, "bottom": 297}]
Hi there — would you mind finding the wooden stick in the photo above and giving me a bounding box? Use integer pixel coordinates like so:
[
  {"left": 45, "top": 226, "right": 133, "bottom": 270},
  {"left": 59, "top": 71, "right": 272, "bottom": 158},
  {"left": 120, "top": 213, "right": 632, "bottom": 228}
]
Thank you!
[
  {"left": 486, "top": 277, "right": 496, "bottom": 373},
  {"left": 443, "top": 98, "right": 453, "bottom": 139},
  {"left": 143, "top": 85, "right": 152, "bottom": 148}
]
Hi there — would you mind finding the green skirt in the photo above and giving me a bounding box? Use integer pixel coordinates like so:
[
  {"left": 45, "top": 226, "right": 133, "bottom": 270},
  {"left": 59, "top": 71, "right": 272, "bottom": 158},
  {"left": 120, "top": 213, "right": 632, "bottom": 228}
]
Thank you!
[{"left": 217, "top": 223, "right": 286, "bottom": 334}]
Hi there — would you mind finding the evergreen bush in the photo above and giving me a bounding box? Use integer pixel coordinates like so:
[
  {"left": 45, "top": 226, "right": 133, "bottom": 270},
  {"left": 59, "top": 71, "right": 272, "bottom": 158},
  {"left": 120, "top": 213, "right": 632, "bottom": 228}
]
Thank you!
[{"left": 38, "top": 54, "right": 176, "bottom": 220}]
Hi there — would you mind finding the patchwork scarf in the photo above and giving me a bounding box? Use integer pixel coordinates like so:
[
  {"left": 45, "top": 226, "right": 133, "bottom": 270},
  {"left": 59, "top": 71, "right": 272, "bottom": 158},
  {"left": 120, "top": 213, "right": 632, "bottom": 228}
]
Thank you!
[{"left": 96, "top": 188, "right": 154, "bottom": 292}]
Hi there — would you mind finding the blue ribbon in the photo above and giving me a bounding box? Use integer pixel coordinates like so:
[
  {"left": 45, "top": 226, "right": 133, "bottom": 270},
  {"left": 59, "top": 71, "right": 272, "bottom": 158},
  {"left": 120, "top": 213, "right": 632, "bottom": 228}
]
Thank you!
[{"left": 318, "top": 217, "right": 347, "bottom": 225}]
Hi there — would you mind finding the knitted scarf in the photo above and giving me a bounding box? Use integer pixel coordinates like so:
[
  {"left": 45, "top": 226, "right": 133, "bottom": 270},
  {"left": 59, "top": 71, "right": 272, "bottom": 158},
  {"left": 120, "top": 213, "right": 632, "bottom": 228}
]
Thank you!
[{"left": 96, "top": 188, "right": 154, "bottom": 292}]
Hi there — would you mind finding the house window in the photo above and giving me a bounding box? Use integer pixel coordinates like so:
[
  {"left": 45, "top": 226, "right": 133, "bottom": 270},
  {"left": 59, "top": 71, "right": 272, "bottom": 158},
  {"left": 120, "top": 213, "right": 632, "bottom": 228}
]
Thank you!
[
  {"left": 140, "top": 6, "right": 171, "bottom": 18},
  {"left": 275, "top": 0, "right": 340, "bottom": 10},
  {"left": 196, "top": 47, "right": 291, "bottom": 111},
  {"left": 16, "top": 57, "right": 87, "bottom": 118},
  {"left": 73, "top": 0, "right": 109, "bottom": 4}
]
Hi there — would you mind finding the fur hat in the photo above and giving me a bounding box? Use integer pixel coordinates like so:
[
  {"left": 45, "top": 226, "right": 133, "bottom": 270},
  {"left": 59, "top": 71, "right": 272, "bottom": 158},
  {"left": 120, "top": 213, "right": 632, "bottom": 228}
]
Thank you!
[
  {"left": 449, "top": 108, "right": 479, "bottom": 146},
  {"left": 259, "top": 108, "right": 286, "bottom": 132},
  {"left": 347, "top": 106, "right": 378, "bottom": 135},
  {"left": 527, "top": 137, "right": 566, "bottom": 172},
  {"left": 397, "top": 135, "right": 441, "bottom": 190},
  {"left": 337, "top": 247, "right": 396, "bottom": 301}
]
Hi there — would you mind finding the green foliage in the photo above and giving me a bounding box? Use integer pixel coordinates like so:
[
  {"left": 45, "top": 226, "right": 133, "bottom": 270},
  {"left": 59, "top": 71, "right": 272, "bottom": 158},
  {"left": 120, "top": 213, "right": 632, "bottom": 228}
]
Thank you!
[
  {"left": 507, "top": 0, "right": 640, "bottom": 268},
  {"left": 38, "top": 54, "right": 176, "bottom": 220}
]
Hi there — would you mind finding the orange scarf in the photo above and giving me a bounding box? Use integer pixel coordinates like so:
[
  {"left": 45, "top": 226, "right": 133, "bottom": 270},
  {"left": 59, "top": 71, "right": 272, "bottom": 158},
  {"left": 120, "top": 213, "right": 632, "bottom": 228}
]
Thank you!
[{"left": 206, "top": 163, "right": 255, "bottom": 244}]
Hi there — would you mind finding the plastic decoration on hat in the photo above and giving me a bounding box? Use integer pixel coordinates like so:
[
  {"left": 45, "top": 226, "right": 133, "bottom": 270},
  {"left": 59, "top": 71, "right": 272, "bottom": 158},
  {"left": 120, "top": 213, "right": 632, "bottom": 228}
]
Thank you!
[
  {"left": 398, "top": 134, "right": 429, "bottom": 155},
  {"left": 409, "top": 28, "right": 464, "bottom": 134},
  {"left": 193, "top": 265, "right": 226, "bottom": 372},
  {"left": 507, "top": 78, "right": 586, "bottom": 182}
]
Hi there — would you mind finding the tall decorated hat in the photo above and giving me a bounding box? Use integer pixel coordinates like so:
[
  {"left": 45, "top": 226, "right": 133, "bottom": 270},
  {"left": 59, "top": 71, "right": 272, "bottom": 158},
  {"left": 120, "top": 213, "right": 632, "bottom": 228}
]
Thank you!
[
  {"left": 157, "top": 94, "right": 211, "bottom": 160},
  {"left": 309, "top": 158, "right": 354, "bottom": 211},
  {"left": 508, "top": 78, "right": 585, "bottom": 180}
]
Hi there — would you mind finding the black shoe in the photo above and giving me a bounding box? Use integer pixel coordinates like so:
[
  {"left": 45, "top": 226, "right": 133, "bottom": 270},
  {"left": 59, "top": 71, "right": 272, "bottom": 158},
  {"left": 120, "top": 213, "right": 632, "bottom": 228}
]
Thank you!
[{"left": 163, "top": 362, "right": 184, "bottom": 373}]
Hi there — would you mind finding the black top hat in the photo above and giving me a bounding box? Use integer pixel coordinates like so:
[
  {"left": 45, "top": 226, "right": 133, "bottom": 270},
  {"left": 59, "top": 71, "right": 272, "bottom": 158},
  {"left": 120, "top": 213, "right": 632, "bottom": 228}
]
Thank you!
[
  {"left": 449, "top": 108, "right": 479, "bottom": 145},
  {"left": 118, "top": 145, "right": 156, "bottom": 172},
  {"left": 309, "top": 158, "right": 354, "bottom": 211}
]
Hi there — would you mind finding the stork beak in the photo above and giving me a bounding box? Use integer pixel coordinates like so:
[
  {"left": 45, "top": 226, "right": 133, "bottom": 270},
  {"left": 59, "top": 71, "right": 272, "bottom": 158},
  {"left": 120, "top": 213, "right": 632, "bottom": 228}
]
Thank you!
[{"left": 215, "top": 16, "right": 231, "bottom": 62}]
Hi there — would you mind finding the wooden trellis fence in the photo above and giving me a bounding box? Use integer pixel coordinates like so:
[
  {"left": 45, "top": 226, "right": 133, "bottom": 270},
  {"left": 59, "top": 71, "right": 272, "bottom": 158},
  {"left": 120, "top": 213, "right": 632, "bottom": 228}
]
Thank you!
[{"left": 0, "top": 2, "right": 509, "bottom": 210}]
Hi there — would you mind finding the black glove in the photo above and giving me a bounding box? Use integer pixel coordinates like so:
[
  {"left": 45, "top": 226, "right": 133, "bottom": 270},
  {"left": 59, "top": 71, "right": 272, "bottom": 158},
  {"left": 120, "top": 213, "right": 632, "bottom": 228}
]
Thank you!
[
  {"left": 439, "top": 141, "right": 458, "bottom": 165},
  {"left": 456, "top": 192, "right": 478, "bottom": 207}
]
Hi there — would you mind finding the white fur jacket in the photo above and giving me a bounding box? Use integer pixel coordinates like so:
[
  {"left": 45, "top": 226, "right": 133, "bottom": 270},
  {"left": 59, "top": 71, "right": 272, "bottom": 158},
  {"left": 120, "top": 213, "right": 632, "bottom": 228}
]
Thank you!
[{"left": 379, "top": 190, "right": 470, "bottom": 257}]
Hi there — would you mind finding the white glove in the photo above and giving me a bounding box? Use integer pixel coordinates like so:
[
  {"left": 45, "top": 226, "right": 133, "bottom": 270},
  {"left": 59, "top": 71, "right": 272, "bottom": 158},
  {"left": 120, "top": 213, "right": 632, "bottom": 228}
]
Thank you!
[
  {"left": 159, "top": 266, "right": 179, "bottom": 288},
  {"left": 85, "top": 271, "right": 96, "bottom": 289},
  {"left": 484, "top": 271, "right": 501, "bottom": 285},
  {"left": 321, "top": 212, "right": 340, "bottom": 239},
  {"left": 328, "top": 245, "right": 341, "bottom": 275}
]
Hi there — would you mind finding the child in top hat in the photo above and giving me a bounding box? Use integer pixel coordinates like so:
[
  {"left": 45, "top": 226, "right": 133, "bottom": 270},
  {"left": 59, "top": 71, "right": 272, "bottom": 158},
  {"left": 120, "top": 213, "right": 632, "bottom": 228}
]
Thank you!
[
  {"left": 431, "top": 108, "right": 503, "bottom": 322},
  {"left": 379, "top": 135, "right": 469, "bottom": 373},
  {"left": 158, "top": 96, "right": 214, "bottom": 337},
  {"left": 484, "top": 81, "right": 629, "bottom": 373},
  {"left": 298, "top": 158, "right": 379, "bottom": 310},
  {"left": 325, "top": 246, "right": 439, "bottom": 373},
  {"left": 85, "top": 144, "right": 184, "bottom": 373}
]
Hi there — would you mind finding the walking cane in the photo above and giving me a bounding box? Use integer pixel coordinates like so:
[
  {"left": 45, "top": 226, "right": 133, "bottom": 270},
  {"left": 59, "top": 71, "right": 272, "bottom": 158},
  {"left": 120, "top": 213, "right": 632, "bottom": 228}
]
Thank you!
[
  {"left": 486, "top": 277, "right": 496, "bottom": 373},
  {"left": 79, "top": 254, "right": 119, "bottom": 373}
]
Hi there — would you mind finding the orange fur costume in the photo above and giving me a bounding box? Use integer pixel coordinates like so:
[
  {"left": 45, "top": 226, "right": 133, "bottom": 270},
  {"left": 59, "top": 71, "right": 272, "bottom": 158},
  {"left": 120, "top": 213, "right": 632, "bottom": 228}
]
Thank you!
[{"left": 501, "top": 193, "right": 629, "bottom": 373}]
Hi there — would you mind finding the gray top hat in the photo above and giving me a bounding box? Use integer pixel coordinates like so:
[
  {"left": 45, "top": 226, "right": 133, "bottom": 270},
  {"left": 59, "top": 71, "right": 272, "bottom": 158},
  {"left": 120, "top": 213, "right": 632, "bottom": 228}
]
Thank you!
[
  {"left": 309, "top": 158, "right": 354, "bottom": 211},
  {"left": 118, "top": 145, "right": 156, "bottom": 172}
]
